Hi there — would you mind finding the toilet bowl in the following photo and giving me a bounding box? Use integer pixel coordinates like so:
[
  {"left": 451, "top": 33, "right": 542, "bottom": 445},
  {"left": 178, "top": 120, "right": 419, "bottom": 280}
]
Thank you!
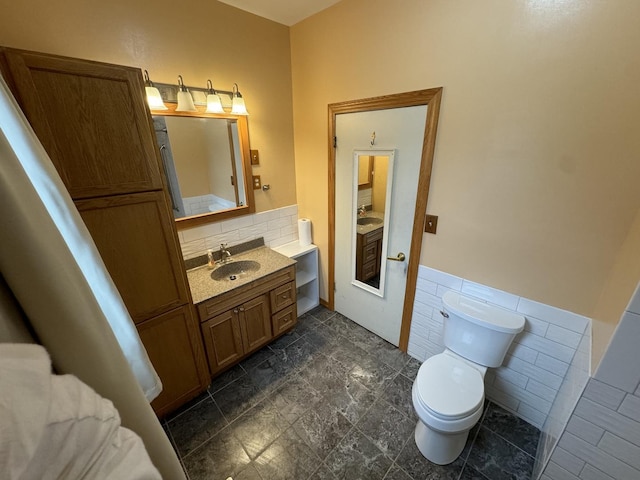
[{"left": 412, "top": 290, "right": 525, "bottom": 465}]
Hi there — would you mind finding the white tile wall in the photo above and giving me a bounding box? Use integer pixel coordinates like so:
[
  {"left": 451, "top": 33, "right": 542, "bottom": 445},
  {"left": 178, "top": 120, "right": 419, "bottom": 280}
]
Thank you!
[
  {"left": 541, "top": 281, "right": 640, "bottom": 480},
  {"left": 181, "top": 193, "right": 235, "bottom": 216},
  {"left": 409, "top": 266, "right": 591, "bottom": 431},
  {"left": 178, "top": 204, "right": 300, "bottom": 259},
  {"left": 594, "top": 311, "right": 640, "bottom": 392},
  {"left": 534, "top": 327, "right": 591, "bottom": 478}
]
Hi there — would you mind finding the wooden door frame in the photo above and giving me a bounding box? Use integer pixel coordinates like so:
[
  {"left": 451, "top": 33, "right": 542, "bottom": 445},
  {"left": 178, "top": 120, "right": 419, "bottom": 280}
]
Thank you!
[{"left": 328, "top": 88, "right": 443, "bottom": 352}]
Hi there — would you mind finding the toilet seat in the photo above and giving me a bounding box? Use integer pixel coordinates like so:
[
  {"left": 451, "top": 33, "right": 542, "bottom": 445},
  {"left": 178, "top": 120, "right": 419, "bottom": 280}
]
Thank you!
[{"left": 415, "top": 353, "right": 484, "bottom": 421}]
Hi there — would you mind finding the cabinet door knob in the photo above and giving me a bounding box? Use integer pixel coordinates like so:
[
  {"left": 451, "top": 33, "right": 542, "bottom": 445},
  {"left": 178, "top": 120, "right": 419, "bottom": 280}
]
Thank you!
[
  {"left": 233, "top": 309, "right": 239, "bottom": 314},
  {"left": 239, "top": 307, "right": 245, "bottom": 312}
]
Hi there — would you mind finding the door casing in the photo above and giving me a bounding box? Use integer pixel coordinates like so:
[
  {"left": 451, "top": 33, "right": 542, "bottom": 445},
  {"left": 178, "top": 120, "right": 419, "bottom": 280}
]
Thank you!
[{"left": 328, "top": 88, "right": 443, "bottom": 351}]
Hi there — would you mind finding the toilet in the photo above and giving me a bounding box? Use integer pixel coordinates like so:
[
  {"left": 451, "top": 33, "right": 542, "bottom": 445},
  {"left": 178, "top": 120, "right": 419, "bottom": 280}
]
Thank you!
[{"left": 412, "top": 290, "right": 525, "bottom": 465}]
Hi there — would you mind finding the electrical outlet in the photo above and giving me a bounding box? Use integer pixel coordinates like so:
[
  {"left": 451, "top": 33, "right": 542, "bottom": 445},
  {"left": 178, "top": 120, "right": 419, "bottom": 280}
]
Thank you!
[
  {"left": 252, "top": 175, "right": 261, "bottom": 190},
  {"left": 424, "top": 214, "right": 438, "bottom": 234},
  {"left": 250, "top": 149, "right": 260, "bottom": 165}
]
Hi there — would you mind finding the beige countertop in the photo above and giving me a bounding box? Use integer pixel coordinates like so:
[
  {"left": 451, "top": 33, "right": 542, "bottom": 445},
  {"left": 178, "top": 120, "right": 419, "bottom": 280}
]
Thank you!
[
  {"left": 356, "top": 211, "right": 385, "bottom": 235},
  {"left": 186, "top": 246, "right": 296, "bottom": 304}
]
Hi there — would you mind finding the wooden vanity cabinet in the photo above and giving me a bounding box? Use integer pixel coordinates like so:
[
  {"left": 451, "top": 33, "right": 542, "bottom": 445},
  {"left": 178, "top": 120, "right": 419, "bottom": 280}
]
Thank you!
[
  {"left": 0, "top": 48, "right": 209, "bottom": 417},
  {"left": 197, "top": 266, "right": 297, "bottom": 376},
  {"left": 356, "top": 228, "right": 383, "bottom": 282}
]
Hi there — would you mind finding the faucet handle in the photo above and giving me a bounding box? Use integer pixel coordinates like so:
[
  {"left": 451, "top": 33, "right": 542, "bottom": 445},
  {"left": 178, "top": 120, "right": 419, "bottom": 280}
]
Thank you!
[{"left": 220, "top": 242, "right": 228, "bottom": 250}]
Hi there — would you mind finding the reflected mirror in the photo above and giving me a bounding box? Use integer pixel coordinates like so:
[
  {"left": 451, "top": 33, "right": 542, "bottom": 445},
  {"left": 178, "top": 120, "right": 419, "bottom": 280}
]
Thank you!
[
  {"left": 351, "top": 151, "right": 395, "bottom": 296},
  {"left": 152, "top": 112, "right": 254, "bottom": 229}
]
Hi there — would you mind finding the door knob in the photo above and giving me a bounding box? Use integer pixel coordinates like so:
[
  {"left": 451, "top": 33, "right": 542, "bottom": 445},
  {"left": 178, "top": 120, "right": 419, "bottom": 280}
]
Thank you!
[{"left": 387, "top": 252, "right": 406, "bottom": 262}]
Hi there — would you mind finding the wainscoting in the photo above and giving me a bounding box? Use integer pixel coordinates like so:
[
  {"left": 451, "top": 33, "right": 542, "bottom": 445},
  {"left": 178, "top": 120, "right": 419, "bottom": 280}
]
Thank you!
[{"left": 178, "top": 205, "right": 299, "bottom": 260}]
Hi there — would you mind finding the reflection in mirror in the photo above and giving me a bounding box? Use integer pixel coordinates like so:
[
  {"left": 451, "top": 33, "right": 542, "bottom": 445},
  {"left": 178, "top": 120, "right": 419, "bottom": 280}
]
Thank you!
[
  {"left": 152, "top": 111, "right": 254, "bottom": 229},
  {"left": 351, "top": 151, "right": 395, "bottom": 297},
  {"left": 358, "top": 156, "right": 373, "bottom": 190}
]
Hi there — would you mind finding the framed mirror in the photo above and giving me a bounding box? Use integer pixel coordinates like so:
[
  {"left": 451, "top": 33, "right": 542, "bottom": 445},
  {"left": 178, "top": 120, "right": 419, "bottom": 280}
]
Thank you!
[
  {"left": 351, "top": 150, "right": 395, "bottom": 296},
  {"left": 151, "top": 110, "right": 255, "bottom": 230}
]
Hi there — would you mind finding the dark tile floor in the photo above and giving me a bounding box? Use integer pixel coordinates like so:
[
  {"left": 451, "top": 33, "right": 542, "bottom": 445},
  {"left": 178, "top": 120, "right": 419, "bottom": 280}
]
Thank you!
[{"left": 162, "top": 306, "right": 540, "bottom": 480}]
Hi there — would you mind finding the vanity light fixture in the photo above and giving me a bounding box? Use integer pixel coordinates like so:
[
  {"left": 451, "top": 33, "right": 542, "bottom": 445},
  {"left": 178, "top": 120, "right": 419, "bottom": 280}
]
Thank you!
[
  {"left": 143, "top": 70, "right": 168, "bottom": 110},
  {"left": 145, "top": 74, "right": 248, "bottom": 114},
  {"left": 205, "top": 79, "right": 224, "bottom": 113},
  {"left": 175, "top": 75, "right": 197, "bottom": 112},
  {"left": 231, "top": 83, "right": 248, "bottom": 115}
]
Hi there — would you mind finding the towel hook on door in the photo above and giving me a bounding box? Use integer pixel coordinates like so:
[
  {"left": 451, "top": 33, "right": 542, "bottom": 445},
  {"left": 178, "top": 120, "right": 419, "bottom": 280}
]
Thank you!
[{"left": 370, "top": 131, "right": 376, "bottom": 146}]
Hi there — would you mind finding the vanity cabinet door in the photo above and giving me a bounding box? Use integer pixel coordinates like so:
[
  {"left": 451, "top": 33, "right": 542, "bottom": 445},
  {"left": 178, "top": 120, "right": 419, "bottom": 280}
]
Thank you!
[
  {"left": 75, "top": 192, "right": 190, "bottom": 323},
  {"left": 0, "top": 48, "right": 162, "bottom": 198},
  {"left": 201, "top": 309, "right": 245, "bottom": 374},
  {"left": 239, "top": 294, "right": 272, "bottom": 353},
  {"left": 200, "top": 294, "right": 271, "bottom": 375},
  {"left": 137, "top": 305, "right": 209, "bottom": 417}
]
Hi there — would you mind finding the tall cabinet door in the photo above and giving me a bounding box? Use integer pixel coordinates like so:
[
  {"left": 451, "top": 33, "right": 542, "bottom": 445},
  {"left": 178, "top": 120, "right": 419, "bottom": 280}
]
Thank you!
[
  {"left": 0, "top": 49, "right": 162, "bottom": 198},
  {"left": 75, "top": 192, "right": 190, "bottom": 322}
]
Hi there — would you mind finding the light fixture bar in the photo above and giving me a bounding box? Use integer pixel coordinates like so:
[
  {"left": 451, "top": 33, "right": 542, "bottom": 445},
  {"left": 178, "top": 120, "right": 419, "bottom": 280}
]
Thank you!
[{"left": 151, "top": 82, "right": 236, "bottom": 105}]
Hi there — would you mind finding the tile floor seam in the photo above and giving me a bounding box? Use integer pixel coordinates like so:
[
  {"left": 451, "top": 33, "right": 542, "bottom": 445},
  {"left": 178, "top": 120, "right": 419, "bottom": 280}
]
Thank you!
[
  {"left": 321, "top": 422, "right": 359, "bottom": 474},
  {"left": 165, "top": 395, "right": 209, "bottom": 425},
  {"left": 178, "top": 421, "right": 230, "bottom": 461},
  {"left": 207, "top": 364, "right": 248, "bottom": 396},
  {"left": 284, "top": 423, "right": 331, "bottom": 477},
  {"left": 479, "top": 422, "right": 538, "bottom": 461},
  {"left": 455, "top": 423, "right": 482, "bottom": 480}
]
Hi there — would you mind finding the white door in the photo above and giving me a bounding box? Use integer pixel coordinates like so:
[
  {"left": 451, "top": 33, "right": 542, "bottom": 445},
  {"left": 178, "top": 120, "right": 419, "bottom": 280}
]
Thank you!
[{"left": 334, "top": 105, "right": 427, "bottom": 345}]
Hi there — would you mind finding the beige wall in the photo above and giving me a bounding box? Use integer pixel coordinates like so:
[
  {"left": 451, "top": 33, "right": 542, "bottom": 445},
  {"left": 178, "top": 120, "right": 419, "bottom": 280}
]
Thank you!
[
  {"left": 291, "top": 0, "right": 640, "bottom": 359},
  {"left": 371, "top": 156, "right": 388, "bottom": 213},
  {"left": 0, "top": 0, "right": 297, "bottom": 213}
]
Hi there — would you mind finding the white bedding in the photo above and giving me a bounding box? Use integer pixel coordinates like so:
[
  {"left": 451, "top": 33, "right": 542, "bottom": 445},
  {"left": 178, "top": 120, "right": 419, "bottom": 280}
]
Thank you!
[{"left": 0, "top": 344, "right": 161, "bottom": 480}]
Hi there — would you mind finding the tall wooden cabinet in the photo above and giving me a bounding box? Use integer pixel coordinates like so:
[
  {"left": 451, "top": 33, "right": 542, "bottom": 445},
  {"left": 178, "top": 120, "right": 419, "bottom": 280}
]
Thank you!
[{"left": 0, "top": 48, "right": 209, "bottom": 416}]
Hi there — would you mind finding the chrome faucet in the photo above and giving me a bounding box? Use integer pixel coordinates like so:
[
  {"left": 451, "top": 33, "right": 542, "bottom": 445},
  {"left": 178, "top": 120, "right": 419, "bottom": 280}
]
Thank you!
[
  {"left": 358, "top": 205, "right": 367, "bottom": 217},
  {"left": 219, "top": 243, "right": 232, "bottom": 264}
]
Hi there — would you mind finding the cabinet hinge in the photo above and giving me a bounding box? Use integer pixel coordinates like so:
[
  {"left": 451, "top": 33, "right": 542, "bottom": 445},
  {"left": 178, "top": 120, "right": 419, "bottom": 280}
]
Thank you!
[{"left": 333, "top": 136, "right": 337, "bottom": 148}]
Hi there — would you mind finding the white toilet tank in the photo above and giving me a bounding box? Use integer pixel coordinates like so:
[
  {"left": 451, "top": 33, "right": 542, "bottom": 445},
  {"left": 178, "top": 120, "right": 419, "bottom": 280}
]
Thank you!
[{"left": 441, "top": 290, "right": 525, "bottom": 367}]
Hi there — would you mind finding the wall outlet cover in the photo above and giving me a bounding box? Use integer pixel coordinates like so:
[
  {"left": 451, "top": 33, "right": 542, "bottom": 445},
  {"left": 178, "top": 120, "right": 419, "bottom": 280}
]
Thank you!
[{"left": 425, "top": 214, "right": 438, "bottom": 234}]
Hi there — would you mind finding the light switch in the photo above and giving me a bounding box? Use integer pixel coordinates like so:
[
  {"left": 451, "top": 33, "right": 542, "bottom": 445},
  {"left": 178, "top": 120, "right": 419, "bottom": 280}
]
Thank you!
[{"left": 250, "top": 149, "right": 260, "bottom": 165}]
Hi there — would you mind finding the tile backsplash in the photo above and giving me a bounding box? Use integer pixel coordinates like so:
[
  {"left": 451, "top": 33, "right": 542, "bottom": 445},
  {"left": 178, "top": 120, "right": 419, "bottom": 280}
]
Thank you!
[
  {"left": 408, "top": 266, "right": 591, "bottom": 430},
  {"left": 178, "top": 205, "right": 299, "bottom": 259}
]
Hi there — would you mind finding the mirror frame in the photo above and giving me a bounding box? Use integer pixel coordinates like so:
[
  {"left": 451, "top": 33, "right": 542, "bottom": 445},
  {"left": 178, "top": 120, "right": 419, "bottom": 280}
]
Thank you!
[
  {"left": 351, "top": 150, "right": 395, "bottom": 297},
  {"left": 152, "top": 104, "right": 255, "bottom": 230}
]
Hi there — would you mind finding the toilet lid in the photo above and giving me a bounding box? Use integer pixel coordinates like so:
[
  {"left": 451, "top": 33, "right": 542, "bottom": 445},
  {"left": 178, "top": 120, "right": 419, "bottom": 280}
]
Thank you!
[{"left": 415, "top": 354, "right": 484, "bottom": 420}]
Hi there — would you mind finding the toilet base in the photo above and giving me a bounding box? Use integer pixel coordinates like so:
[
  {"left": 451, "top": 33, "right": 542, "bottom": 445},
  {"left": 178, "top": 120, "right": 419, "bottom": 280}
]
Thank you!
[{"left": 414, "top": 420, "right": 469, "bottom": 465}]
